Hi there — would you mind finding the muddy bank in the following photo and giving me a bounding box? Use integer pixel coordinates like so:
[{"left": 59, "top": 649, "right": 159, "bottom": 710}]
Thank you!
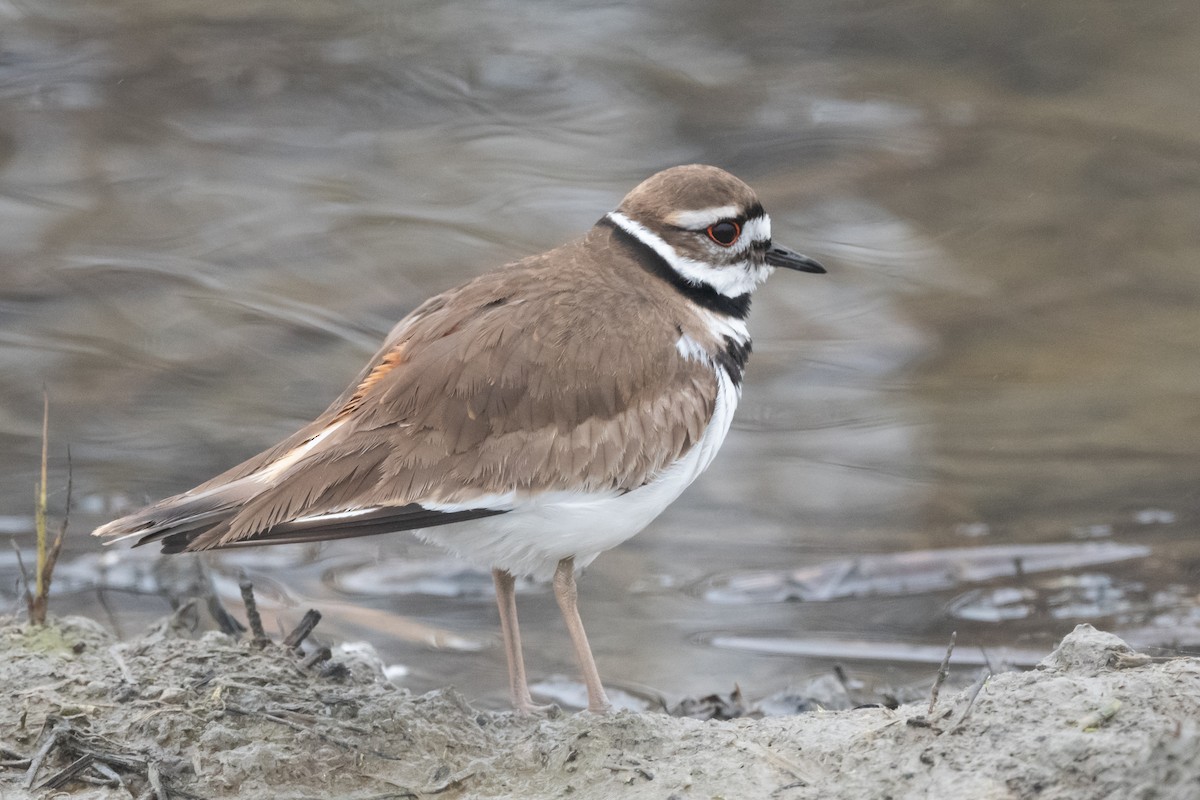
[{"left": 1, "top": 613, "right": 1197, "bottom": 799}]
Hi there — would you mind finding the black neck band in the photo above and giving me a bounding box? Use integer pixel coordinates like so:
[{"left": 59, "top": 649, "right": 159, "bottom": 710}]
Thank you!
[
  {"left": 599, "top": 216, "right": 751, "bottom": 320},
  {"left": 715, "top": 335, "right": 751, "bottom": 386}
]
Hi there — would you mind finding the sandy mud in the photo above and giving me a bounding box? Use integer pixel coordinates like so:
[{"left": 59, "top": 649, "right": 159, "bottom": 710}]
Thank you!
[{"left": 1, "top": 612, "right": 1197, "bottom": 799}]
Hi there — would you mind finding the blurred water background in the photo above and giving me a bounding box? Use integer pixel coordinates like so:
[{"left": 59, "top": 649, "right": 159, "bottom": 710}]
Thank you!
[{"left": 2, "top": 0, "right": 1198, "bottom": 708}]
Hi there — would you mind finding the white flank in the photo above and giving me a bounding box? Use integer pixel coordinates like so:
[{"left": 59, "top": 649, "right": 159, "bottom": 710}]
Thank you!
[
  {"left": 606, "top": 211, "right": 771, "bottom": 298},
  {"left": 413, "top": 365, "right": 740, "bottom": 580}
]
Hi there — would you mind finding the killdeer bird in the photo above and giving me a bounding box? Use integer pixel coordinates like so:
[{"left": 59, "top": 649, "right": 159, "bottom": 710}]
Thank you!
[{"left": 94, "top": 164, "right": 825, "bottom": 713}]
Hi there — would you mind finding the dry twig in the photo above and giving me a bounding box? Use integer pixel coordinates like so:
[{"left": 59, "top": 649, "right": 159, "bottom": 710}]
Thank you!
[
  {"left": 947, "top": 669, "right": 990, "bottom": 733},
  {"left": 38, "top": 753, "right": 94, "bottom": 790},
  {"left": 91, "top": 759, "right": 126, "bottom": 790},
  {"left": 147, "top": 760, "right": 169, "bottom": 800},
  {"left": 1, "top": 740, "right": 31, "bottom": 769},
  {"left": 109, "top": 644, "right": 137, "bottom": 686},
  {"left": 301, "top": 646, "right": 333, "bottom": 669},
  {"left": 23, "top": 718, "right": 69, "bottom": 789},
  {"left": 11, "top": 540, "right": 35, "bottom": 615},
  {"left": 928, "top": 631, "right": 957, "bottom": 716},
  {"left": 238, "top": 580, "right": 270, "bottom": 647},
  {"left": 283, "top": 609, "right": 322, "bottom": 649}
]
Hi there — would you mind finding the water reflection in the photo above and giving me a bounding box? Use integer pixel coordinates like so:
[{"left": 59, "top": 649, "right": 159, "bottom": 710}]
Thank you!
[
  {"left": 701, "top": 542, "right": 1151, "bottom": 604},
  {"left": 2, "top": 0, "right": 1198, "bottom": 708}
]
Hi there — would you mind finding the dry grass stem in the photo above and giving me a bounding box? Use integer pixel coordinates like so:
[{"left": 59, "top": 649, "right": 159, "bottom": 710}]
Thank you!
[
  {"left": 27, "top": 392, "right": 71, "bottom": 625},
  {"left": 35, "top": 390, "right": 48, "bottom": 602},
  {"left": 927, "top": 631, "right": 957, "bottom": 716}
]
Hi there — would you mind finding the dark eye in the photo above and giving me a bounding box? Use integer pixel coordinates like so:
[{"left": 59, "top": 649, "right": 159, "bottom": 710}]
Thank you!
[{"left": 706, "top": 220, "right": 741, "bottom": 246}]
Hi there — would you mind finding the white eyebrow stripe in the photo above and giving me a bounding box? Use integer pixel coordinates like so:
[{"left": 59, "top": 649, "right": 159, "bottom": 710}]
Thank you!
[{"left": 667, "top": 205, "right": 741, "bottom": 228}]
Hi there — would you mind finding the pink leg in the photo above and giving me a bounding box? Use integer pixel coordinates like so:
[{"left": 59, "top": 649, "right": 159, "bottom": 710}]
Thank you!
[
  {"left": 492, "top": 568, "right": 539, "bottom": 713},
  {"left": 552, "top": 557, "right": 612, "bottom": 713}
]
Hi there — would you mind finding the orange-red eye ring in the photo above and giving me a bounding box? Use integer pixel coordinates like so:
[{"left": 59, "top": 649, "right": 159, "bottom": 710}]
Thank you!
[{"left": 706, "top": 220, "right": 741, "bottom": 246}]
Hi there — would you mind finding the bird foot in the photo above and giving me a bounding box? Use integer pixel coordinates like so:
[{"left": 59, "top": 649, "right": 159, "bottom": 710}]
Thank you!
[{"left": 512, "top": 699, "right": 558, "bottom": 716}]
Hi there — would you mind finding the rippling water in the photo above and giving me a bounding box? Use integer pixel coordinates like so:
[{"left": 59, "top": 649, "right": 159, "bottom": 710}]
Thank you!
[{"left": 2, "top": 0, "right": 1198, "bottom": 708}]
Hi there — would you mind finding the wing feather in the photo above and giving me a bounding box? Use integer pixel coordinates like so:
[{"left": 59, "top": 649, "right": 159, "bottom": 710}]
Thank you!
[{"left": 95, "top": 228, "right": 722, "bottom": 554}]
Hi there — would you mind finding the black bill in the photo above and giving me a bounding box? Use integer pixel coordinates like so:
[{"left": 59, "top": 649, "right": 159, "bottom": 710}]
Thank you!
[{"left": 766, "top": 244, "right": 826, "bottom": 273}]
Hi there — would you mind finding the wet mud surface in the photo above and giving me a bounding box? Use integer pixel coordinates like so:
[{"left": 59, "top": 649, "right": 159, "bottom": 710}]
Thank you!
[{"left": 2, "top": 614, "right": 1197, "bottom": 799}]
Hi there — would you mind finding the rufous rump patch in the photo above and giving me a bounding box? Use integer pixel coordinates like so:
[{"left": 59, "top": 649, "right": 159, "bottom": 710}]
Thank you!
[{"left": 335, "top": 344, "right": 406, "bottom": 420}]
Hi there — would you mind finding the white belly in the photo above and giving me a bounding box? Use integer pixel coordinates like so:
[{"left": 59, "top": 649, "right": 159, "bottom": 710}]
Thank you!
[{"left": 415, "top": 367, "right": 740, "bottom": 580}]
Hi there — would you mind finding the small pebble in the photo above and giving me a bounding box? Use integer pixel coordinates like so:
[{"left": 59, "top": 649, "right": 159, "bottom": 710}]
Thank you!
[{"left": 159, "top": 687, "right": 188, "bottom": 704}]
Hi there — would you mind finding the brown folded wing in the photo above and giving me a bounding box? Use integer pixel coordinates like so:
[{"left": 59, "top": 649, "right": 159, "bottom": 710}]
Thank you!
[{"left": 95, "top": 229, "right": 720, "bottom": 552}]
